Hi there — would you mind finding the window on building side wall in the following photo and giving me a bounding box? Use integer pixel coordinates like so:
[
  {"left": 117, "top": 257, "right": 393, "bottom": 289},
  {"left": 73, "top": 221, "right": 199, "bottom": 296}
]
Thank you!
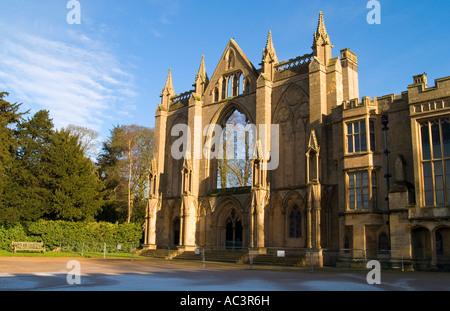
[
  {"left": 348, "top": 170, "right": 378, "bottom": 210},
  {"left": 420, "top": 118, "right": 450, "bottom": 206},
  {"left": 346, "top": 119, "right": 375, "bottom": 153}
]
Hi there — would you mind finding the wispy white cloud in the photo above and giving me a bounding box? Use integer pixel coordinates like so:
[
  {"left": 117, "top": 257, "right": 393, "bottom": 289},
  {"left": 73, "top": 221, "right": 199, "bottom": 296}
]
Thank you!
[
  {"left": 0, "top": 30, "right": 137, "bottom": 134},
  {"left": 150, "top": 28, "right": 163, "bottom": 38},
  {"left": 140, "top": 0, "right": 184, "bottom": 37}
]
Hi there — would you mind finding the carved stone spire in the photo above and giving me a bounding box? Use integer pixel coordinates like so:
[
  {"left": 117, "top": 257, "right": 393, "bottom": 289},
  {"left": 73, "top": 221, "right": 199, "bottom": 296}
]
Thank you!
[
  {"left": 263, "top": 30, "right": 278, "bottom": 63},
  {"left": 163, "top": 68, "right": 174, "bottom": 95},
  {"left": 161, "top": 68, "right": 175, "bottom": 109},
  {"left": 195, "top": 55, "right": 208, "bottom": 95},
  {"left": 262, "top": 30, "right": 278, "bottom": 81},
  {"left": 312, "top": 11, "right": 333, "bottom": 66},
  {"left": 314, "top": 11, "right": 330, "bottom": 44},
  {"left": 197, "top": 55, "right": 206, "bottom": 80}
]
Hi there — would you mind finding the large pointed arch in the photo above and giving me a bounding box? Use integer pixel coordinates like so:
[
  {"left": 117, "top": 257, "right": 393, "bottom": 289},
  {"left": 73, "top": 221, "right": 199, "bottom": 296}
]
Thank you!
[
  {"left": 168, "top": 112, "right": 188, "bottom": 136},
  {"left": 214, "top": 100, "right": 254, "bottom": 129},
  {"left": 166, "top": 113, "right": 188, "bottom": 197},
  {"left": 203, "top": 100, "right": 255, "bottom": 154},
  {"left": 272, "top": 84, "right": 310, "bottom": 188},
  {"left": 213, "top": 196, "right": 245, "bottom": 216},
  {"left": 281, "top": 83, "right": 309, "bottom": 107},
  {"left": 212, "top": 196, "right": 246, "bottom": 249},
  {"left": 273, "top": 83, "right": 309, "bottom": 130},
  {"left": 204, "top": 101, "right": 255, "bottom": 190}
]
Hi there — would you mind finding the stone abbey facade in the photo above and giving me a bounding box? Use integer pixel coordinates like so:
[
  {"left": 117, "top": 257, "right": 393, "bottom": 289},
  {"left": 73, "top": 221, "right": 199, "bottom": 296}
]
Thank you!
[{"left": 144, "top": 12, "right": 450, "bottom": 269}]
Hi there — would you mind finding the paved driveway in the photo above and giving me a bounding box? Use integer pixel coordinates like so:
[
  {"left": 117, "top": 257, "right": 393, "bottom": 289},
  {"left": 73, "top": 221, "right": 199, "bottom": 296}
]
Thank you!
[{"left": 0, "top": 257, "right": 449, "bottom": 291}]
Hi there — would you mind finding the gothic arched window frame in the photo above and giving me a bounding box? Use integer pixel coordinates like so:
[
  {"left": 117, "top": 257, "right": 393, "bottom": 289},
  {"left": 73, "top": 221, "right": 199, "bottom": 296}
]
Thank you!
[{"left": 289, "top": 204, "right": 302, "bottom": 239}]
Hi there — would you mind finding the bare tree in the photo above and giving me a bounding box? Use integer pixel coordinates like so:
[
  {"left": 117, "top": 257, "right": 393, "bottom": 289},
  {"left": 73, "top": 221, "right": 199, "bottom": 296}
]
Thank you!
[
  {"left": 65, "top": 124, "right": 100, "bottom": 159},
  {"left": 111, "top": 125, "right": 154, "bottom": 223},
  {"left": 217, "top": 110, "right": 253, "bottom": 188}
]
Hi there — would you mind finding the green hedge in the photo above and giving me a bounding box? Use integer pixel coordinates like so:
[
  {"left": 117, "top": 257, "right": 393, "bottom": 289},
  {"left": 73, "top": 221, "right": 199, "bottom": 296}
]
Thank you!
[
  {"left": 0, "top": 224, "right": 31, "bottom": 251},
  {"left": 0, "top": 220, "right": 142, "bottom": 252}
]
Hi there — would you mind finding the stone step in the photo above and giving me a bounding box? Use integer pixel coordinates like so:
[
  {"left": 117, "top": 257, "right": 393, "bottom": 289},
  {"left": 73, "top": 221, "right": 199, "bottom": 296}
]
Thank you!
[
  {"left": 142, "top": 248, "right": 310, "bottom": 267},
  {"left": 249, "top": 254, "right": 306, "bottom": 267},
  {"left": 140, "top": 249, "right": 178, "bottom": 260},
  {"left": 173, "top": 250, "right": 247, "bottom": 263}
]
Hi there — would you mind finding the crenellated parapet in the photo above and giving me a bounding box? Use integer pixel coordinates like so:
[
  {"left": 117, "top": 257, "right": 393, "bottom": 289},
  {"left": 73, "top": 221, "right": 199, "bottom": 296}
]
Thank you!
[
  {"left": 408, "top": 74, "right": 450, "bottom": 116},
  {"left": 342, "top": 96, "right": 377, "bottom": 110},
  {"left": 408, "top": 74, "right": 450, "bottom": 104}
]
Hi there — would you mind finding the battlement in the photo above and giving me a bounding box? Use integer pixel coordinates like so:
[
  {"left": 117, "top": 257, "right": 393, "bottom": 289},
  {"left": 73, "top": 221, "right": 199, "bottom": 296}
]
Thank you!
[
  {"left": 408, "top": 74, "right": 450, "bottom": 104},
  {"left": 340, "top": 92, "right": 407, "bottom": 113},
  {"left": 342, "top": 96, "right": 376, "bottom": 110}
]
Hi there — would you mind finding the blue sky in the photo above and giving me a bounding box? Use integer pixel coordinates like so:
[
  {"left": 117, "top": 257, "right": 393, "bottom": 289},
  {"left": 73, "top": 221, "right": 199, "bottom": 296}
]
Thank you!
[{"left": 0, "top": 0, "right": 449, "bottom": 144}]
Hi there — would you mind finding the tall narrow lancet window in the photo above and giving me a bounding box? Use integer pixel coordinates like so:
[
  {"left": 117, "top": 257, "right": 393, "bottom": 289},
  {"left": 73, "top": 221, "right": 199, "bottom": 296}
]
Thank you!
[
  {"left": 214, "top": 87, "right": 219, "bottom": 102},
  {"left": 222, "top": 78, "right": 227, "bottom": 100},
  {"left": 227, "top": 76, "right": 233, "bottom": 98},
  {"left": 289, "top": 205, "right": 302, "bottom": 238},
  {"left": 238, "top": 73, "right": 244, "bottom": 95},
  {"left": 217, "top": 109, "right": 254, "bottom": 189}
]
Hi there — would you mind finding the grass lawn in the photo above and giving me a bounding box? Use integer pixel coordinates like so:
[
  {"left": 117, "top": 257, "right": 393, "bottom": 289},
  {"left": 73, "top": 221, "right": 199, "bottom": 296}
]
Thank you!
[{"left": 0, "top": 249, "right": 141, "bottom": 259}]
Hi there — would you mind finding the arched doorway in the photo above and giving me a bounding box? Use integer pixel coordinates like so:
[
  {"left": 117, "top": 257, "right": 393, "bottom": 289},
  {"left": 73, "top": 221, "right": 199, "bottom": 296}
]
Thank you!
[
  {"left": 214, "top": 198, "right": 246, "bottom": 249},
  {"left": 436, "top": 227, "right": 450, "bottom": 270},
  {"left": 412, "top": 227, "right": 431, "bottom": 269},
  {"left": 226, "top": 216, "right": 243, "bottom": 249},
  {"left": 173, "top": 217, "right": 181, "bottom": 246},
  {"left": 412, "top": 227, "right": 431, "bottom": 260}
]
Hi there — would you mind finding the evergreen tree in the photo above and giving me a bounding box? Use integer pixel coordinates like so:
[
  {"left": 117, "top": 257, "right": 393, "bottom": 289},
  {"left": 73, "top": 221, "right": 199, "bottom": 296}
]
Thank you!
[
  {"left": 44, "top": 129, "right": 104, "bottom": 221},
  {"left": 0, "top": 92, "right": 26, "bottom": 226},
  {"left": 0, "top": 92, "right": 106, "bottom": 226},
  {"left": 0, "top": 93, "right": 23, "bottom": 188},
  {"left": 8, "top": 110, "right": 55, "bottom": 222}
]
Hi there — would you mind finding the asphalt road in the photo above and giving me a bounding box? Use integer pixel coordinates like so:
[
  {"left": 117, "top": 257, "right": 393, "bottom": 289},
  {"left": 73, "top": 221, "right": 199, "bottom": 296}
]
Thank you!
[{"left": 0, "top": 257, "right": 449, "bottom": 291}]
